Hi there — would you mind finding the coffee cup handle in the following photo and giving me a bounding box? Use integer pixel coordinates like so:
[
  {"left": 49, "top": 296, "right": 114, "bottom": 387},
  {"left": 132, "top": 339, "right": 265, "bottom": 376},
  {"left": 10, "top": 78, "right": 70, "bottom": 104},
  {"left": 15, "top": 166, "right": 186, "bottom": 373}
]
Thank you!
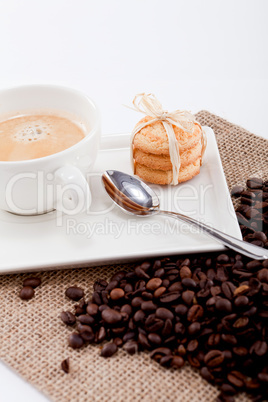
[{"left": 53, "top": 166, "right": 91, "bottom": 214}]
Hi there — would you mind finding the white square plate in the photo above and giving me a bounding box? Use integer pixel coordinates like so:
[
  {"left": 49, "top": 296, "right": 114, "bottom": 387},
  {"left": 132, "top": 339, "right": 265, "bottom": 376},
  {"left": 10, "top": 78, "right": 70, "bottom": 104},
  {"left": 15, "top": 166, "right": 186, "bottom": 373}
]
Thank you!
[{"left": 0, "top": 127, "right": 242, "bottom": 274}]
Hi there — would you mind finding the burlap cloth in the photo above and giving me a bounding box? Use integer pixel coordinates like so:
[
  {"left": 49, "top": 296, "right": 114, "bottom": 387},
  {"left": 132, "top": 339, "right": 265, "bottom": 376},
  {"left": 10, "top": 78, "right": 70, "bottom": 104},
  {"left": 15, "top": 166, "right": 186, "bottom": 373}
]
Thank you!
[{"left": 0, "top": 111, "right": 267, "bottom": 402}]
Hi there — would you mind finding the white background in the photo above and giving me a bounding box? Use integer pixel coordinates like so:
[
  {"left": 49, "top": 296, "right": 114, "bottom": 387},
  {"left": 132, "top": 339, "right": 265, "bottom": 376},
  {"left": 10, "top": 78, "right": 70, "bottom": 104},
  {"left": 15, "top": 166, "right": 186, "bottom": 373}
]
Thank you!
[{"left": 0, "top": 0, "right": 267, "bottom": 401}]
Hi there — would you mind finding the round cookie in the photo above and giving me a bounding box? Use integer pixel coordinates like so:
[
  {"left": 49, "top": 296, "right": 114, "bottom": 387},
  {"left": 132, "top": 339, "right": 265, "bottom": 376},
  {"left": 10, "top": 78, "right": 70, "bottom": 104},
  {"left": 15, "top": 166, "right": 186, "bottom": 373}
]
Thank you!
[
  {"left": 133, "top": 141, "right": 202, "bottom": 171},
  {"left": 135, "top": 158, "right": 201, "bottom": 185},
  {"left": 133, "top": 116, "right": 202, "bottom": 155}
]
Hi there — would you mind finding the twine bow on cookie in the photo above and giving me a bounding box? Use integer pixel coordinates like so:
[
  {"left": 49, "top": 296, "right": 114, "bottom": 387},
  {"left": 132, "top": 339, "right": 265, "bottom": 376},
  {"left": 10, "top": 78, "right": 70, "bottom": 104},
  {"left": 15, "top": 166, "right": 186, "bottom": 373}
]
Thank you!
[{"left": 129, "top": 93, "right": 207, "bottom": 185}]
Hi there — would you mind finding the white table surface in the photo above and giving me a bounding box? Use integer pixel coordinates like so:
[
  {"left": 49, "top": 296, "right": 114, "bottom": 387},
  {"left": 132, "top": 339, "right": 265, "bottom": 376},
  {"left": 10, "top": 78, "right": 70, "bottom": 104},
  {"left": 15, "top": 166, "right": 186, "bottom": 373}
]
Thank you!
[{"left": 0, "top": 0, "right": 267, "bottom": 401}]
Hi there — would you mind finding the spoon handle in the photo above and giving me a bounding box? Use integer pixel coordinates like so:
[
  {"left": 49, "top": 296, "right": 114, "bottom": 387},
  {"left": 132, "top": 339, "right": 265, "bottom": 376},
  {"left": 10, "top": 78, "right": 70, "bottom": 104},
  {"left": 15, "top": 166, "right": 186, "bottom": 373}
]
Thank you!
[{"left": 160, "top": 210, "right": 268, "bottom": 260}]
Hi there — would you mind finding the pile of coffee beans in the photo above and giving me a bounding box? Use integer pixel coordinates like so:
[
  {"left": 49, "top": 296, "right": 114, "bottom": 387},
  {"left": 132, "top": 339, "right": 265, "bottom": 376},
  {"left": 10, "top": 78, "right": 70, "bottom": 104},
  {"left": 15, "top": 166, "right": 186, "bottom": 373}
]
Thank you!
[
  {"left": 61, "top": 254, "right": 268, "bottom": 401},
  {"left": 19, "top": 277, "right": 41, "bottom": 300},
  {"left": 233, "top": 177, "right": 268, "bottom": 247},
  {"left": 60, "top": 178, "right": 268, "bottom": 401}
]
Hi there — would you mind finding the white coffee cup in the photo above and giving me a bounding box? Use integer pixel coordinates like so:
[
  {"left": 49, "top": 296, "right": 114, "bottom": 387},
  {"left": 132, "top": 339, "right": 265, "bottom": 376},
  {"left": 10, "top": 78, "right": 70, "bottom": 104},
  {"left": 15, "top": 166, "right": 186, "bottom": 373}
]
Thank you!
[{"left": 0, "top": 85, "right": 101, "bottom": 215}]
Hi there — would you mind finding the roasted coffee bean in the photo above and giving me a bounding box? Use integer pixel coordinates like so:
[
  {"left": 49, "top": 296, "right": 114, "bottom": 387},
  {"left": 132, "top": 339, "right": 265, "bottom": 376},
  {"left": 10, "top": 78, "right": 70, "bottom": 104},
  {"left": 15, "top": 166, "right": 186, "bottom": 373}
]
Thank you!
[
  {"left": 159, "top": 354, "right": 173, "bottom": 367},
  {"left": 233, "top": 285, "right": 249, "bottom": 296},
  {"left": 110, "top": 271, "right": 126, "bottom": 282},
  {"left": 234, "top": 295, "right": 249, "bottom": 308},
  {"left": 227, "top": 371, "right": 245, "bottom": 388},
  {"left": 187, "top": 339, "right": 198, "bottom": 352},
  {"left": 210, "top": 286, "right": 221, "bottom": 297},
  {"left": 133, "top": 309, "right": 146, "bottom": 323},
  {"left": 181, "top": 278, "right": 197, "bottom": 289},
  {"left": 246, "top": 260, "right": 263, "bottom": 271},
  {"left": 61, "top": 357, "right": 70, "bottom": 374},
  {"left": 78, "top": 325, "right": 94, "bottom": 342},
  {"left": 160, "top": 292, "right": 180, "bottom": 304},
  {"left": 150, "top": 347, "right": 172, "bottom": 361},
  {"left": 141, "top": 301, "right": 157, "bottom": 312},
  {"left": 74, "top": 299, "right": 87, "bottom": 316},
  {"left": 204, "top": 350, "right": 225, "bottom": 368},
  {"left": 258, "top": 373, "right": 268, "bottom": 383},
  {"left": 155, "top": 307, "right": 174, "bottom": 321},
  {"left": 113, "top": 337, "right": 123, "bottom": 347},
  {"left": 97, "top": 327, "right": 106, "bottom": 343},
  {"left": 217, "top": 254, "right": 230, "bottom": 263},
  {"left": 146, "top": 277, "right": 162, "bottom": 290},
  {"left": 220, "top": 383, "right": 236, "bottom": 395},
  {"left": 182, "top": 290, "right": 195, "bottom": 305},
  {"left": 177, "top": 344, "right": 186, "bottom": 356},
  {"left": 221, "top": 334, "right": 237, "bottom": 346},
  {"left": 188, "top": 322, "right": 201, "bottom": 336},
  {"left": 124, "top": 283, "right": 133, "bottom": 293},
  {"left": 162, "top": 279, "right": 170, "bottom": 288},
  {"left": 86, "top": 303, "right": 99, "bottom": 316},
  {"left": 135, "top": 266, "right": 150, "bottom": 279},
  {"left": 65, "top": 286, "right": 84, "bottom": 301},
  {"left": 247, "top": 177, "right": 263, "bottom": 189},
  {"left": 221, "top": 282, "right": 236, "bottom": 299},
  {"left": 171, "top": 356, "right": 184, "bottom": 368},
  {"left": 110, "top": 288, "right": 125, "bottom": 300},
  {"left": 99, "top": 305, "right": 109, "bottom": 313},
  {"left": 233, "top": 347, "right": 248, "bottom": 357},
  {"left": 175, "top": 304, "right": 188, "bottom": 316},
  {"left": 23, "top": 277, "right": 41, "bottom": 288},
  {"left": 101, "top": 342, "right": 118, "bottom": 357},
  {"left": 131, "top": 296, "right": 143, "bottom": 308},
  {"left": 68, "top": 333, "right": 84, "bottom": 349},
  {"left": 101, "top": 308, "right": 122, "bottom": 324},
  {"left": 231, "top": 185, "right": 244, "bottom": 197},
  {"left": 161, "top": 319, "right": 173, "bottom": 337},
  {"left": 106, "top": 280, "right": 118, "bottom": 292},
  {"left": 92, "top": 292, "right": 102, "bottom": 306},
  {"left": 180, "top": 266, "right": 192, "bottom": 279},
  {"left": 241, "top": 197, "right": 255, "bottom": 206},
  {"left": 215, "top": 298, "right": 232, "bottom": 313},
  {"left": 187, "top": 305, "right": 204, "bottom": 322},
  {"left": 154, "top": 286, "right": 166, "bottom": 298},
  {"left": 250, "top": 340, "right": 268, "bottom": 356},
  {"left": 241, "top": 190, "right": 256, "bottom": 200},
  {"left": 257, "top": 268, "right": 268, "bottom": 282},
  {"left": 188, "top": 355, "right": 201, "bottom": 368},
  {"left": 148, "top": 333, "right": 162, "bottom": 345},
  {"left": 123, "top": 331, "right": 136, "bottom": 343},
  {"left": 77, "top": 314, "right": 95, "bottom": 326},
  {"left": 94, "top": 279, "right": 108, "bottom": 292},
  {"left": 152, "top": 260, "right": 162, "bottom": 271},
  {"left": 168, "top": 282, "right": 183, "bottom": 292},
  {"left": 60, "top": 311, "right": 76, "bottom": 326},
  {"left": 123, "top": 340, "right": 139, "bottom": 355},
  {"left": 138, "top": 333, "right": 150, "bottom": 349},
  {"left": 208, "top": 333, "right": 221, "bottom": 347},
  {"left": 121, "top": 304, "right": 132, "bottom": 316},
  {"left": 19, "top": 286, "right": 35, "bottom": 300},
  {"left": 233, "top": 316, "right": 249, "bottom": 329},
  {"left": 200, "top": 366, "right": 214, "bottom": 382},
  {"left": 154, "top": 268, "right": 165, "bottom": 278},
  {"left": 145, "top": 315, "right": 164, "bottom": 332}
]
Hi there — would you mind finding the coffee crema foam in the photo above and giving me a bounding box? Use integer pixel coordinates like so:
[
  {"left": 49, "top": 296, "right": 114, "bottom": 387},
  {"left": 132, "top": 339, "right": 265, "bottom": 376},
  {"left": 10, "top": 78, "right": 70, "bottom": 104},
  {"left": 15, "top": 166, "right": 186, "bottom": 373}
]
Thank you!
[{"left": 0, "top": 113, "right": 86, "bottom": 161}]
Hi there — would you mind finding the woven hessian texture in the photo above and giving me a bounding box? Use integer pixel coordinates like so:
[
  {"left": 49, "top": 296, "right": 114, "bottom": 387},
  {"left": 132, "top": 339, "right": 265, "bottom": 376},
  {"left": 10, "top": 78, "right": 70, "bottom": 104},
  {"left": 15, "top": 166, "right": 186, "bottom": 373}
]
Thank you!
[{"left": 0, "top": 111, "right": 267, "bottom": 402}]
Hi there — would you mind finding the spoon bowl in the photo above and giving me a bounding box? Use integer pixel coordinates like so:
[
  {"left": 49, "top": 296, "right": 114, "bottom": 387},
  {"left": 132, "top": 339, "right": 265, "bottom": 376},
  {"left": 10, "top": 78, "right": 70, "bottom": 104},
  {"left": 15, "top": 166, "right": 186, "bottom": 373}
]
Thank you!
[
  {"left": 102, "top": 170, "right": 159, "bottom": 215},
  {"left": 102, "top": 170, "right": 268, "bottom": 260}
]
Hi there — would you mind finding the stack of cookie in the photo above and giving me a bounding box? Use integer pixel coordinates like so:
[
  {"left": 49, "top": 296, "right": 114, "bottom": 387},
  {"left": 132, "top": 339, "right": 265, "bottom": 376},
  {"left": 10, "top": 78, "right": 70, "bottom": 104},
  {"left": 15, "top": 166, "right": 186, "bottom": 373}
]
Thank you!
[{"left": 132, "top": 115, "right": 204, "bottom": 185}]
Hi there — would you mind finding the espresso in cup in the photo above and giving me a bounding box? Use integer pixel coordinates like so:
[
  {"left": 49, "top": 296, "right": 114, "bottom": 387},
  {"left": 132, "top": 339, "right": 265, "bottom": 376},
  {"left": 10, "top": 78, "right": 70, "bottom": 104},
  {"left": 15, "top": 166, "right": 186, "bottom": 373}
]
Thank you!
[{"left": 0, "top": 112, "right": 86, "bottom": 161}]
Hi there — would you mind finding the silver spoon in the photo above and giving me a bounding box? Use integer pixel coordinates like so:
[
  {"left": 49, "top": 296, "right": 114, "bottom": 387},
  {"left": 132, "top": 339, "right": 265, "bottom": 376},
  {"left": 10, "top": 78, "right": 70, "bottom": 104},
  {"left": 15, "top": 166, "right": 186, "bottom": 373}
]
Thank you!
[{"left": 102, "top": 170, "right": 268, "bottom": 260}]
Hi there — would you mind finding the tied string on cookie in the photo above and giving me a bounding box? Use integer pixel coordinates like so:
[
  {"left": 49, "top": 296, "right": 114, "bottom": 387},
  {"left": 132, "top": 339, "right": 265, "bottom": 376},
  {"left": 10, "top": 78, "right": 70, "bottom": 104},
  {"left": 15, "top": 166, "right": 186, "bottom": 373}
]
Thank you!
[{"left": 128, "top": 93, "right": 207, "bottom": 185}]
